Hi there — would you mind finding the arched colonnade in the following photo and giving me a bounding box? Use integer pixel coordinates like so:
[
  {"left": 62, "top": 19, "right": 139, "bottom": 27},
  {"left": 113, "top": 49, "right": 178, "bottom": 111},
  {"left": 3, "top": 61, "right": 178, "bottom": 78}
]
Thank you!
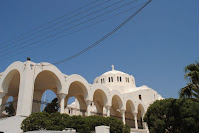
[{"left": 0, "top": 61, "right": 147, "bottom": 129}]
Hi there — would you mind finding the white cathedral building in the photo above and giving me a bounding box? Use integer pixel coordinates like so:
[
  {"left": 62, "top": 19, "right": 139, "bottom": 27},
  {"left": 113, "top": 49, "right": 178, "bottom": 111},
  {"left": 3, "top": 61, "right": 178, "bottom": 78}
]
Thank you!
[{"left": 0, "top": 60, "right": 162, "bottom": 133}]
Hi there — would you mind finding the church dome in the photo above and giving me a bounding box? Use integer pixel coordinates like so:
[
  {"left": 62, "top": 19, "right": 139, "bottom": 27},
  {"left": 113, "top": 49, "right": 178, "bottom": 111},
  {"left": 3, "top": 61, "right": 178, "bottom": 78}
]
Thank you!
[{"left": 94, "top": 65, "right": 136, "bottom": 93}]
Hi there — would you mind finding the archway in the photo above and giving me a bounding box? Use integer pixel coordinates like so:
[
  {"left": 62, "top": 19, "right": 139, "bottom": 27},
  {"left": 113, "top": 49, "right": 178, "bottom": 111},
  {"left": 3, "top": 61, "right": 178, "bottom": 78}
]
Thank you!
[
  {"left": 32, "top": 70, "right": 61, "bottom": 113},
  {"left": 110, "top": 95, "right": 123, "bottom": 120},
  {"left": 137, "top": 104, "right": 145, "bottom": 129},
  {"left": 65, "top": 81, "right": 88, "bottom": 116},
  {"left": 92, "top": 89, "right": 108, "bottom": 116},
  {"left": 125, "top": 100, "right": 135, "bottom": 128},
  {"left": 0, "top": 70, "right": 20, "bottom": 117}
]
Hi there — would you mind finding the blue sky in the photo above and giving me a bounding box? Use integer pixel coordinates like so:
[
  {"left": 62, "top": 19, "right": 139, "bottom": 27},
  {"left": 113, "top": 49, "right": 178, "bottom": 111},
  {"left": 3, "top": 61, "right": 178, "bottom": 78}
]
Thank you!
[{"left": 1, "top": 0, "right": 199, "bottom": 102}]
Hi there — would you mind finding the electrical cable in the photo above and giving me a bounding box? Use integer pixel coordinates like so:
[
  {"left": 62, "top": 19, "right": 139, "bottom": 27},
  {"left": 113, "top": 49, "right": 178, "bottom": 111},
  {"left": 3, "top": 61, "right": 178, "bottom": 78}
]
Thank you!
[
  {"left": 0, "top": 0, "right": 138, "bottom": 57},
  {"left": 51, "top": 0, "right": 152, "bottom": 65},
  {"left": 0, "top": 0, "right": 111, "bottom": 50},
  {"left": 0, "top": 0, "right": 100, "bottom": 48},
  {"left": 0, "top": 0, "right": 129, "bottom": 54},
  {"left": 6, "top": 3, "right": 145, "bottom": 59}
]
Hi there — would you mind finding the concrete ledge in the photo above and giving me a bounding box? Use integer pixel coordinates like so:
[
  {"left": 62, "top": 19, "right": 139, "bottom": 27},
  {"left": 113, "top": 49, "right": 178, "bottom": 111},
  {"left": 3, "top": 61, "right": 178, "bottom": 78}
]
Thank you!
[
  {"left": 131, "top": 128, "right": 148, "bottom": 133},
  {"left": 0, "top": 116, "right": 27, "bottom": 133},
  {"left": 26, "top": 131, "right": 75, "bottom": 133}
]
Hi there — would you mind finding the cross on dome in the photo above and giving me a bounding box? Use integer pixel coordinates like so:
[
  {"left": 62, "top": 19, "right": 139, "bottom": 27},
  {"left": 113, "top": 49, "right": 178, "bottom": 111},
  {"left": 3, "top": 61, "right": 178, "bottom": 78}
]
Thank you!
[{"left": 111, "top": 65, "right": 115, "bottom": 71}]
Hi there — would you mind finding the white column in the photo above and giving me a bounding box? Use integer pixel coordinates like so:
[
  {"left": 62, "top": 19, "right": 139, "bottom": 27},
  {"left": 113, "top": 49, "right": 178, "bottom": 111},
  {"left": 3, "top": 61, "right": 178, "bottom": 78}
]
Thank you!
[
  {"left": 13, "top": 96, "right": 18, "bottom": 113},
  {"left": 105, "top": 105, "right": 111, "bottom": 117},
  {"left": 32, "top": 90, "right": 43, "bottom": 113},
  {"left": 141, "top": 113, "right": 147, "bottom": 129},
  {"left": 133, "top": 112, "right": 138, "bottom": 129},
  {"left": 16, "top": 61, "right": 34, "bottom": 116},
  {"left": 121, "top": 109, "right": 126, "bottom": 124},
  {"left": 0, "top": 93, "right": 5, "bottom": 112},
  {"left": 86, "top": 100, "right": 92, "bottom": 116},
  {"left": 103, "top": 106, "right": 106, "bottom": 116},
  {"left": 59, "top": 93, "right": 67, "bottom": 114}
]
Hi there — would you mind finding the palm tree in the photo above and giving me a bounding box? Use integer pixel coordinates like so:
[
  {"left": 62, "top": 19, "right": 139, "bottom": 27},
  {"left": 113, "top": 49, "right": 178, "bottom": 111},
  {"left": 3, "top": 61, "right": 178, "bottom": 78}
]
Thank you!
[{"left": 179, "top": 62, "right": 199, "bottom": 100}]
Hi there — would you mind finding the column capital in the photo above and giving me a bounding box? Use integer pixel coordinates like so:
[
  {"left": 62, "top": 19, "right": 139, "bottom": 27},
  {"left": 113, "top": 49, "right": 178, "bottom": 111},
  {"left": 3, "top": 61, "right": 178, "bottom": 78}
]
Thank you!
[
  {"left": 59, "top": 93, "right": 67, "bottom": 99},
  {"left": 133, "top": 112, "right": 138, "bottom": 116},
  {"left": 105, "top": 105, "right": 111, "bottom": 109},
  {"left": 0, "top": 92, "right": 6, "bottom": 99},
  {"left": 120, "top": 109, "right": 126, "bottom": 114},
  {"left": 85, "top": 100, "right": 92, "bottom": 105},
  {"left": 85, "top": 100, "right": 92, "bottom": 116}
]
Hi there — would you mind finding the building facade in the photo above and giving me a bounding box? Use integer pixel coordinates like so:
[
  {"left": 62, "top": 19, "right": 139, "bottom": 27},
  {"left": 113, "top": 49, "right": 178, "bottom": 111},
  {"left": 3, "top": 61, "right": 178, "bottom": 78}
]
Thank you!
[{"left": 0, "top": 61, "right": 162, "bottom": 133}]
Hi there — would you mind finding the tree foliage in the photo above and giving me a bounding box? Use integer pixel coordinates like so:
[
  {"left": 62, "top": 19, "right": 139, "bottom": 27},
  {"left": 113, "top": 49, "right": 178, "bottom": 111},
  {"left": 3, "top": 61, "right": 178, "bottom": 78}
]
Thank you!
[
  {"left": 144, "top": 98, "right": 199, "bottom": 133},
  {"left": 21, "top": 112, "right": 130, "bottom": 133},
  {"left": 44, "top": 98, "right": 59, "bottom": 113},
  {"left": 179, "top": 62, "right": 199, "bottom": 100},
  {"left": 5, "top": 101, "right": 15, "bottom": 116}
]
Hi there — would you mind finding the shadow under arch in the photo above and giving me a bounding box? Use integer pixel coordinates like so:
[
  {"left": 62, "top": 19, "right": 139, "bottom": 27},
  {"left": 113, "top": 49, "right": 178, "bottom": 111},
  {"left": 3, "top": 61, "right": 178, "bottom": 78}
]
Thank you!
[
  {"left": 110, "top": 94, "right": 123, "bottom": 119},
  {"left": 137, "top": 103, "right": 145, "bottom": 129},
  {"left": 92, "top": 89, "right": 108, "bottom": 115},
  {"left": 125, "top": 99, "right": 136, "bottom": 128},
  {"left": 65, "top": 80, "right": 89, "bottom": 116},
  {"left": 32, "top": 70, "right": 62, "bottom": 113},
  {"left": 0, "top": 69, "right": 20, "bottom": 117}
]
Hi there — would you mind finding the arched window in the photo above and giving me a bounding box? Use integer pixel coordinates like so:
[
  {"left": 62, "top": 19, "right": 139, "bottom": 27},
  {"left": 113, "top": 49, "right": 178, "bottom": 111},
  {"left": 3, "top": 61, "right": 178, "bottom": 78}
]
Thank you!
[
  {"left": 103, "top": 78, "right": 105, "bottom": 83},
  {"left": 101, "top": 79, "right": 103, "bottom": 84},
  {"left": 120, "top": 77, "right": 122, "bottom": 82},
  {"left": 117, "top": 77, "right": 119, "bottom": 82},
  {"left": 111, "top": 77, "right": 113, "bottom": 82},
  {"left": 109, "top": 77, "right": 111, "bottom": 82}
]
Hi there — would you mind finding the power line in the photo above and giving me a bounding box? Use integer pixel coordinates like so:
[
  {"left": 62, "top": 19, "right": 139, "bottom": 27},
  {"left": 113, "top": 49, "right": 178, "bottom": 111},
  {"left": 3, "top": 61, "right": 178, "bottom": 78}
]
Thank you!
[
  {"left": 0, "top": 0, "right": 127, "bottom": 53},
  {"left": 52, "top": 0, "right": 152, "bottom": 65},
  {"left": 7, "top": 3, "right": 145, "bottom": 59},
  {"left": 0, "top": 0, "right": 138, "bottom": 57},
  {"left": 0, "top": 0, "right": 99, "bottom": 48},
  {"left": 0, "top": 0, "right": 111, "bottom": 50}
]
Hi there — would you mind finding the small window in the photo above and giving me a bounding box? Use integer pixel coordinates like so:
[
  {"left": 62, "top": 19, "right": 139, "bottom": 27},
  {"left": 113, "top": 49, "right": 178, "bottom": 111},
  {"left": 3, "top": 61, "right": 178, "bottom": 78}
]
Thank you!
[
  {"left": 109, "top": 77, "right": 111, "bottom": 82},
  {"left": 117, "top": 77, "right": 119, "bottom": 82},
  {"left": 101, "top": 79, "right": 103, "bottom": 84},
  {"left": 111, "top": 77, "right": 113, "bottom": 82},
  {"left": 103, "top": 78, "right": 105, "bottom": 83},
  {"left": 139, "top": 95, "right": 142, "bottom": 100},
  {"left": 69, "top": 109, "right": 70, "bottom": 114},
  {"left": 120, "top": 77, "right": 122, "bottom": 82}
]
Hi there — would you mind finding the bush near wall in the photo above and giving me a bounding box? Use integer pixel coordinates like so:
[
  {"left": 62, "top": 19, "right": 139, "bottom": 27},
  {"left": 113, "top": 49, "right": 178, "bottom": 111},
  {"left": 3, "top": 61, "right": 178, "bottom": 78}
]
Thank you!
[{"left": 21, "top": 112, "right": 130, "bottom": 133}]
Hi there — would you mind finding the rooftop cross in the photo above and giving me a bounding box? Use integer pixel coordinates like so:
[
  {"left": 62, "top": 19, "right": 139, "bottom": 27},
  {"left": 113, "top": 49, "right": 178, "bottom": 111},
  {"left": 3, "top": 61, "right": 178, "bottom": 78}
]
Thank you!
[{"left": 111, "top": 65, "right": 114, "bottom": 71}]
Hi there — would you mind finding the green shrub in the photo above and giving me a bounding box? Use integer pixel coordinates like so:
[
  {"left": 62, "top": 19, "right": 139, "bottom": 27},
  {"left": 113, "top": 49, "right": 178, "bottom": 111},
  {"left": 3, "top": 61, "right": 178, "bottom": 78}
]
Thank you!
[
  {"left": 21, "top": 113, "right": 130, "bottom": 133},
  {"left": 85, "top": 115, "right": 108, "bottom": 131},
  {"left": 107, "top": 117, "right": 124, "bottom": 133},
  {"left": 45, "top": 112, "right": 69, "bottom": 131},
  {"left": 67, "top": 115, "right": 90, "bottom": 133},
  {"left": 21, "top": 112, "right": 49, "bottom": 132},
  {"left": 123, "top": 124, "right": 130, "bottom": 133}
]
